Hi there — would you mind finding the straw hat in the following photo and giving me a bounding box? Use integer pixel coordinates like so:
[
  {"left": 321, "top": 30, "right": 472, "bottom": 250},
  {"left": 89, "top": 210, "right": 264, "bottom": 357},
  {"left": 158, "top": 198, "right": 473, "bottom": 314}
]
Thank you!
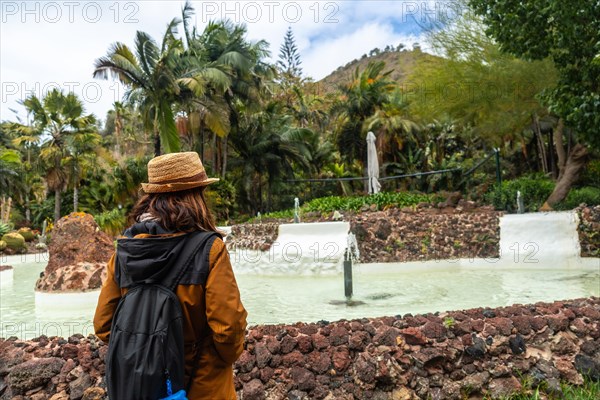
[{"left": 141, "top": 152, "right": 219, "bottom": 193}]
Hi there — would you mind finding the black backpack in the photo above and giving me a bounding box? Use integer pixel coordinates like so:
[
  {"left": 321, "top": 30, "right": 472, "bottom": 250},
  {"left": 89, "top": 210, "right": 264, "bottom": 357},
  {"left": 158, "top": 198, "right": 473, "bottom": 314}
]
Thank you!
[{"left": 106, "top": 231, "right": 217, "bottom": 400}]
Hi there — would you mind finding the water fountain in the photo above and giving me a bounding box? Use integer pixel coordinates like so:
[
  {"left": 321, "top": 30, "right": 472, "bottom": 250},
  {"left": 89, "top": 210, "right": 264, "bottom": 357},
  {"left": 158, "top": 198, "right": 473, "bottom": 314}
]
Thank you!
[
  {"left": 517, "top": 191, "right": 525, "bottom": 214},
  {"left": 1, "top": 210, "right": 598, "bottom": 339},
  {"left": 293, "top": 197, "right": 300, "bottom": 223}
]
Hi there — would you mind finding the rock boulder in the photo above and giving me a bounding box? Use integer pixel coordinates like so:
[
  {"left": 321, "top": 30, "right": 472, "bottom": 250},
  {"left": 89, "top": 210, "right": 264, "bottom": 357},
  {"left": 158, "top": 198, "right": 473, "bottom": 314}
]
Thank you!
[{"left": 35, "top": 213, "right": 113, "bottom": 292}]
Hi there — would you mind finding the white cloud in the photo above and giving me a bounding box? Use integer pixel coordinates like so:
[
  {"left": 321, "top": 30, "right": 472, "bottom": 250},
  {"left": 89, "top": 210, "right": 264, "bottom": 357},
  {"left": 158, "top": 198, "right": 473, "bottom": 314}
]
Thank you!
[{"left": 1, "top": 1, "right": 432, "bottom": 122}]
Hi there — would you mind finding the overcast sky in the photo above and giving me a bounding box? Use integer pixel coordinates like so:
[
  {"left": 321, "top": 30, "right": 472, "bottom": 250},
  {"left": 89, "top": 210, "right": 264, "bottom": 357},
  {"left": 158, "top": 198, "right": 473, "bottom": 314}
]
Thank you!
[{"left": 0, "top": 1, "right": 456, "bottom": 123}]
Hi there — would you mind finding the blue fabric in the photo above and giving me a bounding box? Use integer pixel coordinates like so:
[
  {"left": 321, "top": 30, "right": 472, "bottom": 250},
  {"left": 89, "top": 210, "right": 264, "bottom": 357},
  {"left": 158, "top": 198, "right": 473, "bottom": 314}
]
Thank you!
[{"left": 159, "top": 389, "right": 188, "bottom": 400}]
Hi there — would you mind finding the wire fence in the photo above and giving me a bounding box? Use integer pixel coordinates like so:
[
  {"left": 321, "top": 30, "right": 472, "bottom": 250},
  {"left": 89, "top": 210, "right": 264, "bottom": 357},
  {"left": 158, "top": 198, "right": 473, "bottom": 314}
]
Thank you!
[{"left": 286, "top": 150, "right": 501, "bottom": 197}]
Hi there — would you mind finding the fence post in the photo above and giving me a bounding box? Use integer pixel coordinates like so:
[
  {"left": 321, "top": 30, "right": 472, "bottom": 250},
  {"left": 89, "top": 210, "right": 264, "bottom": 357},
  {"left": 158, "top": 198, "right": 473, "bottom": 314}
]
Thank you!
[{"left": 495, "top": 148, "right": 502, "bottom": 185}]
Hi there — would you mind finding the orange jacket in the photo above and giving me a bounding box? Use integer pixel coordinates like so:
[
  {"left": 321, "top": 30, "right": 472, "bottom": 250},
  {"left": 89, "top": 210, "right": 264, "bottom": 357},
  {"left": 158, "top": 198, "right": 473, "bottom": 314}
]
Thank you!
[{"left": 94, "top": 233, "right": 247, "bottom": 400}]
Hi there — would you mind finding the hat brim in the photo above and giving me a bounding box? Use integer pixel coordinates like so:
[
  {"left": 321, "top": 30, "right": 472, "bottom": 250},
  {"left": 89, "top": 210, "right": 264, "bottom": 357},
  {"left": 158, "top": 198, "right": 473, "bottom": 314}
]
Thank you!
[{"left": 141, "top": 178, "right": 219, "bottom": 194}]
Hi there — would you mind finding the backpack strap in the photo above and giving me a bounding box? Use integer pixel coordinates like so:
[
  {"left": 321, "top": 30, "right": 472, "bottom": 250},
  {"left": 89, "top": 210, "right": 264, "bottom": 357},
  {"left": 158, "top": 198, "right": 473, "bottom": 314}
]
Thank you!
[{"left": 164, "top": 231, "right": 219, "bottom": 292}]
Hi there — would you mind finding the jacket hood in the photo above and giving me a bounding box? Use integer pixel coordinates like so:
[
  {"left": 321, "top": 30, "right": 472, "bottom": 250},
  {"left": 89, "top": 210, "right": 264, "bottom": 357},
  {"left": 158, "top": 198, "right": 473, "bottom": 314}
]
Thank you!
[{"left": 115, "top": 221, "right": 191, "bottom": 287}]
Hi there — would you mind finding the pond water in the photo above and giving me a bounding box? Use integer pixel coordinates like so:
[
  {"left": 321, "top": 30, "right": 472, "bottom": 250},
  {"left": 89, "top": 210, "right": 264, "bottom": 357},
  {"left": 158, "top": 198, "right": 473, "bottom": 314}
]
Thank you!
[{"left": 1, "top": 255, "right": 598, "bottom": 339}]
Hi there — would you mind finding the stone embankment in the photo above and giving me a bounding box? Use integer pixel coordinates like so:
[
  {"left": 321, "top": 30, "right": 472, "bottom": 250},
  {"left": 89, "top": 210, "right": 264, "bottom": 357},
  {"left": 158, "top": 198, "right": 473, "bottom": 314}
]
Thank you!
[
  {"left": 1, "top": 298, "right": 598, "bottom": 399},
  {"left": 577, "top": 205, "right": 600, "bottom": 258},
  {"left": 227, "top": 204, "right": 502, "bottom": 263}
]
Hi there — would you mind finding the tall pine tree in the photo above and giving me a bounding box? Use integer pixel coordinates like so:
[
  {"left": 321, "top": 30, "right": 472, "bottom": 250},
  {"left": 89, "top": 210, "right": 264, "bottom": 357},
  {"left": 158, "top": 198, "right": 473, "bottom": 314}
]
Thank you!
[{"left": 277, "top": 27, "right": 303, "bottom": 79}]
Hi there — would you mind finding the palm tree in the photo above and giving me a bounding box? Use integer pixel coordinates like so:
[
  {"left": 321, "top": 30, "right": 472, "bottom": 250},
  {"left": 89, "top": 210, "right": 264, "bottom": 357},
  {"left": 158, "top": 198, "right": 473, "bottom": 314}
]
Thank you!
[
  {"left": 195, "top": 19, "right": 275, "bottom": 177},
  {"left": 333, "top": 61, "right": 395, "bottom": 164},
  {"left": 63, "top": 130, "right": 101, "bottom": 212},
  {"left": 229, "top": 101, "right": 309, "bottom": 213},
  {"left": 94, "top": 22, "right": 184, "bottom": 155},
  {"left": 21, "top": 89, "right": 97, "bottom": 221},
  {"left": 365, "top": 89, "right": 420, "bottom": 166}
]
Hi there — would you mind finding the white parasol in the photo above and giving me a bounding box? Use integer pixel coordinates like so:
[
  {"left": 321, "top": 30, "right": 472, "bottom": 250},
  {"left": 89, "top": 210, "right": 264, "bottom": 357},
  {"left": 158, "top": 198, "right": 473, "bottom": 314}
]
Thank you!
[{"left": 366, "top": 131, "right": 381, "bottom": 194}]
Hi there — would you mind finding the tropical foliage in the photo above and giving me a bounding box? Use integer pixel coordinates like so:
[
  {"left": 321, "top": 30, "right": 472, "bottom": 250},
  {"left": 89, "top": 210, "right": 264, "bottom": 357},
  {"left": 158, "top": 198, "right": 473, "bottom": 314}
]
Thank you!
[{"left": 1, "top": 1, "right": 598, "bottom": 234}]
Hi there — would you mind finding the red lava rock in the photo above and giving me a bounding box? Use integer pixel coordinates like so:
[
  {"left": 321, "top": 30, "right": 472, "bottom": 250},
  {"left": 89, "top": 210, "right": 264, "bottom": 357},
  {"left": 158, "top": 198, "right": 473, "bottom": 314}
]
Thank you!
[
  {"left": 421, "top": 322, "right": 446, "bottom": 339},
  {"left": 290, "top": 366, "right": 316, "bottom": 391},
  {"left": 259, "top": 366, "right": 274, "bottom": 383},
  {"left": 242, "top": 378, "right": 265, "bottom": 400},
  {"left": 296, "top": 335, "right": 313, "bottom": 354},
  {"left": 373, "top": 325, "right": 402, "bottom": 346},
  {"left": 280, "top": 335, "right": 297, "bottom": 354},
  {"left": 530, "top": 317, "right": 547, "bottom": 332},
  {"left": 60, "top": 344, "right": 79, "bottom": 360},
  {"left": 311, "top": 334, "right": 329, "bottom": 350},
  {"left": 236, "top": 350, "right": 255, "bottom": 373},
  {"left": 307, "top": 351, "right": 331, "bottom": 374},
  {"left": 353, "top": 353, "right": 377, "bottom": 384},
  {"left": 282, "top": 350, "right": 304, "bottom": 367},
  {"left": 331, "top": 346, "right": 351, "bottom": 372},
  {"left": 400, "top": 327, "right": 427, "bottom": 345},
  {"left": 7, "top": 357, "right": 65, "bottom": 395},
  {"left": 254, "top": 342, "right": 271, "bottom": 368},
  {"left": 488, "top": 318, "right": 513, "bottom": 336},
  {"left": 488, "top": 376, "right": 522, "bottom": 398},
  {"left": 350, "top": 321, "right": 363, "bottom": 331},
  {"left": 551, "top": 336, "right": 578, "bottom": 355},
  {"left": 349, "top": 331, "right": 370, "bottom": 351},
  {"left": 269, "top": 354, "right": 282, "bottom": 368},
  {"left": 546, "top": 315, "right": 569, "bottom": 332},
  {"left": 265, "top": 336, "right": 280, "bottom": 354},
  {"left": 328, "top": 326, "right": 349, "bottom": 346},
  {"left": 511, "top": 316, "right": 532, "bottom": 335},
  {"left": 412, "top": 347, "right": 446, "bottom": 368}
]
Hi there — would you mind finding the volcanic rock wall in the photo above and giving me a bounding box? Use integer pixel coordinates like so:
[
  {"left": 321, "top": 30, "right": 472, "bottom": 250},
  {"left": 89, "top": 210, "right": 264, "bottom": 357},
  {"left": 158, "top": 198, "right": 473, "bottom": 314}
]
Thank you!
[{"left": 1, "top": 298, "right": 598, "bottom": 399}]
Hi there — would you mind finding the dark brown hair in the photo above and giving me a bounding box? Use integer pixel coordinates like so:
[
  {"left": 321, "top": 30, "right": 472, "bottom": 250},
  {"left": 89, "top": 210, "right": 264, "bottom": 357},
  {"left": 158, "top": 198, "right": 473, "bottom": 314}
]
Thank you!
[{"left": 129, "top": 187, "right": 218, "bottom": 233}]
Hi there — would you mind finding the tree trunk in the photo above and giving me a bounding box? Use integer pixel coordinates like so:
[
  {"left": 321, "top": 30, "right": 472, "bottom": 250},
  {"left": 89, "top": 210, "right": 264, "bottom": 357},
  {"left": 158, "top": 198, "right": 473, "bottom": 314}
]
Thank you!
[
  {"left": 73, "top": 185, "right": 79, "bottom": 213},
  {"left": 154, "top": 114, "right": 161, "bottom": 156},
  {"left": 200, "top": 121, "right": 205, "bottom": 162},
  {"left": 221, "top": 137, "right": 228, "bottom": 179},
  {"left": 212, "top": 133, "right": 218, "bottom": 175},
  {"left": 553, "top": 118, "right": 567, "bottom": 180},
  {"left": 541, "top": 144, "right": 588, "bottom": 210},
  {"left": 534, "top": 116, "right": 548, "bottom": 174},
  {"left": 54, "top": 189, "right": 61, "bottom": 222},
  {"left": 25, "top": 193, "right": 31, "bottom": 222},
  {"left": 267, "top": 179, "right": 272, "bottom": 212}
]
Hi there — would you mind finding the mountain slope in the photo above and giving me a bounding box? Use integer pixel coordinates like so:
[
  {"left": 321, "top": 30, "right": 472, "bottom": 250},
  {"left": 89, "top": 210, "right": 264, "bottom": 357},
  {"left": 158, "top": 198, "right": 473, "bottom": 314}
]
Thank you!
[{"left": 311, "top": 49, "right": 439, "bottom": 94}]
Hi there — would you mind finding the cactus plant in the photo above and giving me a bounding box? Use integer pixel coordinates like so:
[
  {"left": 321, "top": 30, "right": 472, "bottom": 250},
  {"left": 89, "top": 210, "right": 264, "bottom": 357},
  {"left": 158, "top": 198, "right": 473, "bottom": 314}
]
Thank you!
[
  {"left": 0, "top": 240, "right": 6, "bottom": 251},
  {"left": 2, "top": 232, "right": 26, "bottom": 251},
  {"left": 0, "top": 222, "right": 10, "bottom": 237},
  {"left": 17, "top": 227, "right": 35, "bottom": 242}
]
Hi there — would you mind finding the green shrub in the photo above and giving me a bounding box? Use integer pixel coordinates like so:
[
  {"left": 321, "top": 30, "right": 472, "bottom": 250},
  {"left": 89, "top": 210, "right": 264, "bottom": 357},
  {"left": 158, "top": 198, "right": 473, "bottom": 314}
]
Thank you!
[
  {"left": 303, "top": 192, "right": 432, "bottom": 213},
  {"left": 205, "top": 180, "right": 236, "bottom": 224},
  {"left": 248, "top": 209, "right": 295, "bottom": 223},
  {"left": 93, "top": 208, "right": 127, "bottom": 237},
  {"left": 580, "top": 158, "right": 600, "bottom": 188},
  {"left": 486, "top": 175, "right": 555, "bottom": 212},
  {"left": 2, "top": 232, "right": 26, "bottom": 251},
  {"left": 0, "top": 240, "right": 6, "bottom": 251},
  {"left": 555, "top": 186, "right": 600, "bottom": 210}
]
